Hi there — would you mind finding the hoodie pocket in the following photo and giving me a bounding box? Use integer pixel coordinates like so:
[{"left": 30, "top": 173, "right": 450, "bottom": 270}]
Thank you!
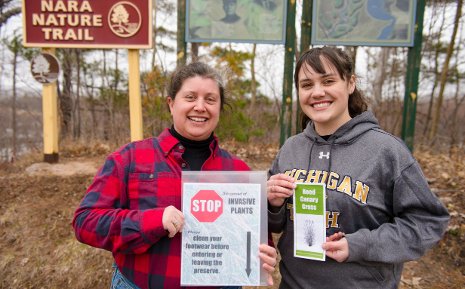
[
  {"left": 365, "top": 265, "right": 385, "bottom": 283},
  {"left": 353, "top": 263, "right": 392, "bottom": 288}
]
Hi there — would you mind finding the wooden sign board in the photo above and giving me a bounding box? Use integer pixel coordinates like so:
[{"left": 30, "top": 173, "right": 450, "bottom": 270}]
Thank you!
[{"left": 22, "top": 0, "right": 152, "bottom": 48}]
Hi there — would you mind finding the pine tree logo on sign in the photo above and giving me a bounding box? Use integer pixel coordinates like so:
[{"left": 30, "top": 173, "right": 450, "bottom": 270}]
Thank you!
[
  {"left": 191, "top": 190, "right": 223, "bottom": 222},
  {"left": 108, "top": 1, "right": 142, "bottom": 38}
]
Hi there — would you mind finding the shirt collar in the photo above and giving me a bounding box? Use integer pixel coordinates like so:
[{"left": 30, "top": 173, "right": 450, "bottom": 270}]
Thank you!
[{"left": 158, "top": 128, "right": 219, "bottom": 158}]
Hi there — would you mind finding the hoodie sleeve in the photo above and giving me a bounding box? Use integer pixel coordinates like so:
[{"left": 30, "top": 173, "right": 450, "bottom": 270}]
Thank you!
[
  {"left": 268, "top": 203, "right": 287, "bottom": 233},
  {"left": 345, "top": 161, "right": 450, "bottom": 264}
]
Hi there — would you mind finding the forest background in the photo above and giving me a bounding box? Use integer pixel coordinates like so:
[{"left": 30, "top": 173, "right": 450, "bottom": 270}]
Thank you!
[
  {"left": 0, "top": 0, "right": 464, "bottom": 159},
  {"left": 0, "top": 0, "right": 464, "bottom": 288}
]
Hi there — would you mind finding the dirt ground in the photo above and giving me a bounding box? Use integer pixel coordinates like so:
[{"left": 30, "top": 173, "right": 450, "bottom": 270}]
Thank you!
[{"left": 0, "top": 143, "right": 464, "bottom": 289}]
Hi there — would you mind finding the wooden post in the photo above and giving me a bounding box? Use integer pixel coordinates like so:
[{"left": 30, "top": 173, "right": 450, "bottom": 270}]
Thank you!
[
  {"left": 128, "top": 49, "right": 144, "bottom": 141},
  {"left": 42, "top": 48, "right": 59, "bottom": 163}
]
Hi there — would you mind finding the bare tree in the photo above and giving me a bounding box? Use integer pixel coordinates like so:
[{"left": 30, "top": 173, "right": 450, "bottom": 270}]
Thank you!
[
  {"left": 5, "top": 34, "right": 21, "bottom": 161},
  {"left": 81, "top": 59, "right": 99, "bottom": 139},
  {"left": 429, "top": 0, "right": 463, "bottom": 141},
  {"left": 151, "top": 0, "right": 158, "bottom": 67},
  {"left": 372, "top": 48, "right": 390, "bottom": 111},
  {"left": 73, "top": 49, "right": 82, "bottom": 139},
  {"left": 58, "top": 49, "right": 74, "bottom": 139},
  {"left": 250, "top": 44, "right": 257, "bottom": 109},
  {"left": 423, "top": 0, "right": 447, "bottom": 136},
  {"left": 0, "top": 0, "right": 21, "bottom": 27},
  {"left": 448, "top": 21, "right": 465, "bottom": 148}
]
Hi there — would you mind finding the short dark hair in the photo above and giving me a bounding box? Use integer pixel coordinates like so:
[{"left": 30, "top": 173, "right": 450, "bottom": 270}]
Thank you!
[
  {"left": 168, "top": 62, "right": 226, "bottom": 110},
  {"left": 295, "top": 46, "right": 368, "bottom": 129}
]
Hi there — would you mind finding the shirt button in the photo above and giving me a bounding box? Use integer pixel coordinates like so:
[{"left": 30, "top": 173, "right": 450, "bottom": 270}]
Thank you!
[
  {"left": 181, "top": 163, "right": 187, "bottom": 168},
  {"left": 179, "top": 145, "right": 184, "bottom": 150}
]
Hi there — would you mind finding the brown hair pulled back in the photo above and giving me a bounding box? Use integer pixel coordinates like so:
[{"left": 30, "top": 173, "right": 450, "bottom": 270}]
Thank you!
[
  {"left": 295, "top": 46, "right": 368, "bottom": 130},
  {"left": 168, "top": 62, "right": 227, "bottom": 110}
]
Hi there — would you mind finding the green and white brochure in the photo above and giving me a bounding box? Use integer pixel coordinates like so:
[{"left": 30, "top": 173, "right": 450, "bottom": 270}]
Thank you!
[{"left": 293, "top": 183, "right": 326, "bottom": 261}]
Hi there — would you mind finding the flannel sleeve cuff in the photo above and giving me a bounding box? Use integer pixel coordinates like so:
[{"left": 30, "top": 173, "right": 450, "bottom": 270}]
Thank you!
[{"left": 140, "top": 208, "right": 167, "bottom": 243}]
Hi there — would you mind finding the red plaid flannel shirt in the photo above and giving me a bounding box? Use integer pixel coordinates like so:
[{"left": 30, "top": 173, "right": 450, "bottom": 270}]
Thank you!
[{"left": 72, "top": 128, "right": 249, "bottom": 289}]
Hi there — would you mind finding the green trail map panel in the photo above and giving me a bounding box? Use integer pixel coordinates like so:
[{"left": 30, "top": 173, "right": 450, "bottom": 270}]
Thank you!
[
  {"left": 187, "top": 0, "right": 286, "bottom": 44},
  {"left": 312, "top": 0, "right": 416, "bottom": 46}
]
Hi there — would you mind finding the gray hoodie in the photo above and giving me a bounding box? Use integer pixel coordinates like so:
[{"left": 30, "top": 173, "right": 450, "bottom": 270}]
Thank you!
[{"left": 269, "top": 111, "right": 449, "bottom": 289}]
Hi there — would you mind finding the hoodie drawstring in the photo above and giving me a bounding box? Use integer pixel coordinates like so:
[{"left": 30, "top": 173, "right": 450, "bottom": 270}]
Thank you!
[
  {"left": 305, "top": 138, "right": 335, "bottom": 186},
  {"left": 326, "top": 139, "right": 335, "bottom": 186},
  {"left": 305, "top": 141, "right": 316, "bottom": 179}
]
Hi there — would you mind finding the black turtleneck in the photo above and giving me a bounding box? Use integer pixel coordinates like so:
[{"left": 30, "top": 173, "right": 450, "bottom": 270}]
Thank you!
[{"left": 169, "top": 126, "right": 213, "bottom": 171}]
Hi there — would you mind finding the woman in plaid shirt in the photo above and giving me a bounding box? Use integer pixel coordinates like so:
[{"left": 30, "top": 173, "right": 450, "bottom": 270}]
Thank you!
[{"left": 72, "top": 62, "right": 277, "bottom": 289}]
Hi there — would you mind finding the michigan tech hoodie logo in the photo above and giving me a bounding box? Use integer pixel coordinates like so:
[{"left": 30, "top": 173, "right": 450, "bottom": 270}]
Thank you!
[{"left": 284, "top": 168, "right": 370, "bottom": 204}]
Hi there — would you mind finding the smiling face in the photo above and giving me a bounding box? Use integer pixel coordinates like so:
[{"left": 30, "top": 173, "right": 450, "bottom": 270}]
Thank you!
[
  {"left": 167, "top": 76, "right": 221, "bottom": 141},
  {"left": 298, "top": 56, "right": 355, "bottom": 136}
]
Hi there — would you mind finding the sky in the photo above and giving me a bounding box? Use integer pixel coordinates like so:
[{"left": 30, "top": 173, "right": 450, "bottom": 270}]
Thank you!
[
  {"left": 0, "top": 0, "right": 463, "bottom": 103},
  {"left": 0, "top": 4, "right": 285, "bottom": 101}
]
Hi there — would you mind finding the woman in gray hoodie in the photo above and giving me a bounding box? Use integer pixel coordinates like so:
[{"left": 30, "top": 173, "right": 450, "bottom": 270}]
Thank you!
[{"left": 267, "top": 46, "right": 449, "bottom": 289}]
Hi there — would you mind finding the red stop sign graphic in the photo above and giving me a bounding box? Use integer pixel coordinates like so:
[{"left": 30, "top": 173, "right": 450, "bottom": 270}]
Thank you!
[{"left": 191, "top": 190, "right": 223, "bottom": 222}]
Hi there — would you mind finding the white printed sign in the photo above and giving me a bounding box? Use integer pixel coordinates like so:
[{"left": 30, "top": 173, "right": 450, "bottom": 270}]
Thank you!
[{"left": 181, "top": 182, "right": 262, "bottom": 286}]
